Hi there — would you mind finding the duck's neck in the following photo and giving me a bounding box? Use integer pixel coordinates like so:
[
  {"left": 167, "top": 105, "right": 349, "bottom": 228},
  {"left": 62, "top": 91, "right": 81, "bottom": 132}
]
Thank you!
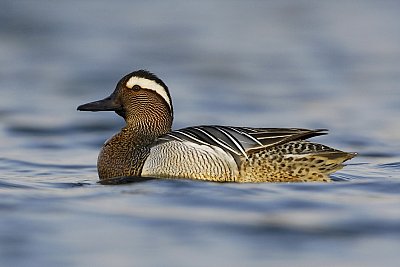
[{"left": 97, "top": 119, "right": 172, "bottom": 180}]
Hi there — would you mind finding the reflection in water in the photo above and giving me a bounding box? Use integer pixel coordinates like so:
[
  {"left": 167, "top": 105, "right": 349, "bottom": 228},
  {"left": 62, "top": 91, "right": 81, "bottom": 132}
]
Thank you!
[{"left": 99, "top": 177, "right": 155, "bottom": 185}]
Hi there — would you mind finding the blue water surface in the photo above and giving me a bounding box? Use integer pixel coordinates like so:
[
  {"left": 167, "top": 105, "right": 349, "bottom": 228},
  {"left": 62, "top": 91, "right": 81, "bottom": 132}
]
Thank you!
[{"left": 1, "top": 1, "right": 400, "bottom": 267}]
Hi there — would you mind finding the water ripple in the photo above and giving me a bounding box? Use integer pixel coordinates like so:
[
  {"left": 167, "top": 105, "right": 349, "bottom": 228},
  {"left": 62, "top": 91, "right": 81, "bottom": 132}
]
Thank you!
[
  {"left": 378, "top": 162, "right": 400, "bottom": 170},
  {"left": 0, "top": 157, "right": 94, "bottom": 170},
  {"left": 6, "top": 121, "right": 120, "bottom": 137},
  {"left": 0, "top": 180, "right": 34, "bottom": 189}
]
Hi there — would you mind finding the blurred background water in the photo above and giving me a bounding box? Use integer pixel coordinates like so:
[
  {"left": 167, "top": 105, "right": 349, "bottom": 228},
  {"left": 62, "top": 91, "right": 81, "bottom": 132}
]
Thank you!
[{"left": 1, "top": 1, "right": 400, "bottom": 266}]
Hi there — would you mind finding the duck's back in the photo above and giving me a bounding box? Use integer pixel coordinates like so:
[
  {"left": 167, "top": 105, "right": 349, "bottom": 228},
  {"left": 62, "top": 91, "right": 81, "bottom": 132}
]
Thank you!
[{"left": 141, "top": 126, "right": 356, "bottom": 182}]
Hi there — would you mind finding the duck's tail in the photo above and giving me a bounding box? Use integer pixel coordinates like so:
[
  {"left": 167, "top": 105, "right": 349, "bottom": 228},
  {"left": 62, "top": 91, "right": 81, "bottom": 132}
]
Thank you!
[
  {"left": 283, "top": 149, "right": 357, "bottom": 181},
  {"left": 240, "top": 141, "right": 356, "bottom": 182}
]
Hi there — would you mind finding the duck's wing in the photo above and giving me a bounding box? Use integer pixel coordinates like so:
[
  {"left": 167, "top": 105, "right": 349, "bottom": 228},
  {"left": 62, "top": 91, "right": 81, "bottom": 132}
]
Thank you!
[{"left": 155, "top": 126, "right": 327, "bottom": 162}]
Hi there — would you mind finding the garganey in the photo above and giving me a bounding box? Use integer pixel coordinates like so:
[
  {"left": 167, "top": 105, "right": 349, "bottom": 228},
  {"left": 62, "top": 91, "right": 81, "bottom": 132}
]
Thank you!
[{"left": 77, "top": 70, "right": 356, "bottom": 183}]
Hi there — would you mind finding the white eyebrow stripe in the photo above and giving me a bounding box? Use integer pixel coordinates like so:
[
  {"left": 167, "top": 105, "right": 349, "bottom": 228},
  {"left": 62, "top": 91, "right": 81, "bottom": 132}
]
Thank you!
[{"left": 126, "top": 76, "right": 172, "bottom": 110}]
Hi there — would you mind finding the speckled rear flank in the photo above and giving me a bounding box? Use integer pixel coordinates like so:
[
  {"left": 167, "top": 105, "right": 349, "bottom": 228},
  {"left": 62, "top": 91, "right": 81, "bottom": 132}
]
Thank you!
[{"left": 239, "top": 141, "right": 356, "bottom": 182}]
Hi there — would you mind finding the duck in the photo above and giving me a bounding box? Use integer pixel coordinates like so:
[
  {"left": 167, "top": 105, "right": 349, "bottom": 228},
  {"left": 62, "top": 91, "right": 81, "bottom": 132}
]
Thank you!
[{"left": 77, "top": 70, "right": 356, "bottom": 183}]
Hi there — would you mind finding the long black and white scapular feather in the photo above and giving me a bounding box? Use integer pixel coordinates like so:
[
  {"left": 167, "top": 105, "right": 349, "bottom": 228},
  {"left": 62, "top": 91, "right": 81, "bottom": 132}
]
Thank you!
[{"left": 154, "top": 126, "right": 327, "bottom": 163}]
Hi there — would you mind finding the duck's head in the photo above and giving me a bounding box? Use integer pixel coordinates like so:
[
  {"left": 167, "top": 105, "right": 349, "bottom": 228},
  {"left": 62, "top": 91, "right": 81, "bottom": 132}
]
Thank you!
[{"left": 78, "top": 70, "right": 173, "bottom": 134}]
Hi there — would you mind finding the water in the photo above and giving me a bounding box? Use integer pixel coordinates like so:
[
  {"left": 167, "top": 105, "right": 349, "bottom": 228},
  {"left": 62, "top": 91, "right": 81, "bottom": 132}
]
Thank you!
[{"left": 1, "top": 1, "right": 400, "bottom": 266}]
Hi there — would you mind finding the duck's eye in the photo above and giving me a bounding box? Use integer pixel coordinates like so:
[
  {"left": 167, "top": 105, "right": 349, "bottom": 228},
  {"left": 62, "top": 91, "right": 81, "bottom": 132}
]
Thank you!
[{"left": 131, "top": 85, "right": 141, "bottom": 91}]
